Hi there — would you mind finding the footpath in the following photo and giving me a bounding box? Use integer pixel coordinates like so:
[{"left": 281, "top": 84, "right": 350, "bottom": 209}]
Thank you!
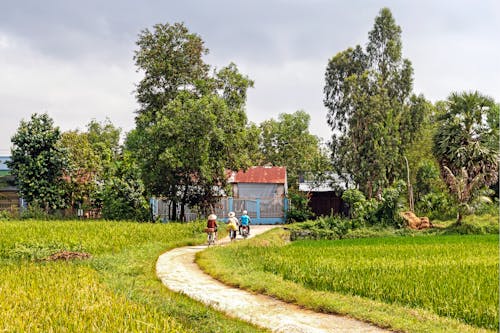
[{"left": 156, "top": 225, "right": 388, "bottom": 333}]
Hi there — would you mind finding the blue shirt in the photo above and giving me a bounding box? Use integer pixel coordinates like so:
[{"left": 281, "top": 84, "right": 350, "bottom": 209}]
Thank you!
[{"left": 240, "top": 214, "right": 250, "bottom": 226}]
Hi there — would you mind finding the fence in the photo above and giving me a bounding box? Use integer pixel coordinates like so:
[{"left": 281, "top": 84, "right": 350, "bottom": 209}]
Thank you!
[{"left": 150, "top": 197, "right": 288, "bottom": 224}]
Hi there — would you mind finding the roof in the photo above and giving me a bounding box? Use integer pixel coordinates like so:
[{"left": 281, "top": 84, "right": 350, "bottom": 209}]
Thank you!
[{"left": 229, "top": 166, "right": 286, "bottom": 184}]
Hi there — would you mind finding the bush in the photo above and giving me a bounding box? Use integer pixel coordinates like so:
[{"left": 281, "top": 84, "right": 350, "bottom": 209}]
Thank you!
[
  {"left": 342, "top": 182, "right": 406, "bottom": 227},
  {"left": 287, "top": 190, "right": 313, "bottom": 223}
]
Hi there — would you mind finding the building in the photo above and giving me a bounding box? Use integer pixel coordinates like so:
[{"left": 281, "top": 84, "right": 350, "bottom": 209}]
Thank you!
[
  {"left": 0, "top": 156, "right": 22, "bottom": 212},
  {"left": 220, "top": 166, "right": 288, "bottom": 224},
  {"left": 298, "top": 172, "right": 351, "bottom": 217}
]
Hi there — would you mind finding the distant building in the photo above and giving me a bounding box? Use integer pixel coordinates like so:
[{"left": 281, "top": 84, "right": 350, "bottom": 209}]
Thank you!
[
  {"left": 0, "top": 156, "right": 22, "bottom": 211},
  {"left": 298, "top": 172, "right": 351, "bottom": 217}
]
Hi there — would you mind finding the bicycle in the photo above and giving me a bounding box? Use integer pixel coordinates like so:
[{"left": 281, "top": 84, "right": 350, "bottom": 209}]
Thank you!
[{"left": 206, "top": 227, "right": 216, "bottom": 246}]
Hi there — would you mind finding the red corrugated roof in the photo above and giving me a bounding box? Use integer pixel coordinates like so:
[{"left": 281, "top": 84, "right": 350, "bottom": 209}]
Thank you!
[{"left": 231, "top": 166, "right": 286, "bottom": 184}]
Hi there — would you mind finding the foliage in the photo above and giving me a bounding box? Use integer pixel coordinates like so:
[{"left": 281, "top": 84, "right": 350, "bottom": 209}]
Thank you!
[
  {"left": 100, "top": 153, "right": 150, "bottom": 221},
  {"left": 324, "top": 8, "right": 427, "bottom": 198},
  {"left": 416, "top": 191, "right": 456, "bottom": 220},
  {"left": 130, "top": 23, "right": 256, "bottom": 220},
  {"left": 259, "top": 110, "right": 330, "bottom": 188},
  {"left": 286, "top": 189, "right": 313, "bottom": 223},
  {"left": 58, "top": 130, "right": 100, "bottom": 212},
  {"left": 199, "top": 229, "right": 498, "bottom": 332},
  {"left": 341, "top": 181, "right": 406, "bottom": 227},
  {"left": 0, "top": 221, "right": 266, "bottom": 332},
  {"left": 7, "top": 113, "right": 68, "bottom": 212},
  {"left": 433, "top": 91, "right": 499, "bottom": 223},
  {"left": 86, "top": 118, "right": 122, "bottom": 177}
]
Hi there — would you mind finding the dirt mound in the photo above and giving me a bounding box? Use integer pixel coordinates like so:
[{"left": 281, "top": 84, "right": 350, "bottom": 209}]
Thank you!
[
  {"left": 43, "top": 251, "right": 92, "bottom": 261},
  {"left": 401, "top": 211, "right": 433, "bottom": 230}
]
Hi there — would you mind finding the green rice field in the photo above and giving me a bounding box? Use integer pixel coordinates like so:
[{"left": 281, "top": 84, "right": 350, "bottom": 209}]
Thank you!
[
  {"left": 199, "top": 231, "right": 499, "bottom": 332},
  {"left": 0, "top": 220, "right": 265, "bottom": 332}
]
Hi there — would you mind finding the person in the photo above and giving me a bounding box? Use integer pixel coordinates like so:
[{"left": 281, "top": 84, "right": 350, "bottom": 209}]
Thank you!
[
  {"left": 227, "top": 212, "right": 238, "bottom": 240},
  {"left": 239, "top": 210, "right": 251, "bottom": 235},
  {"left": 206, "top": 214, "right": 218, "bottom": 241}
]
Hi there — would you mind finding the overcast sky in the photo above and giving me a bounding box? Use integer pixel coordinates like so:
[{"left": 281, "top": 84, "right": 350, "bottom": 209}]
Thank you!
[{"left": 1, "top": 0, "right": 499, "bottom": 154}]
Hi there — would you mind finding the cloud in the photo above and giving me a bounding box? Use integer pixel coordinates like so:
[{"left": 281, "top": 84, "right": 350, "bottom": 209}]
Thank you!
[{"left": 0, "top": 0, "right": 499, "bottom": 153}]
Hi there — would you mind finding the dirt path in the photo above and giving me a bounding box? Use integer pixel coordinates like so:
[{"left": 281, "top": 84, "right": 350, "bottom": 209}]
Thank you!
[{"left": 156, "top": 226, "right": 388, "bottom": 332}]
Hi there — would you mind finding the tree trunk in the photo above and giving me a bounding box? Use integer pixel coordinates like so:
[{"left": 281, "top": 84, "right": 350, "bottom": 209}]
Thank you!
[
  {"left": 404, "top": 156, "right": 414, "bottom": 212},
  {"left": 456, "top": 211, "right": 463, "bottom": 225}
]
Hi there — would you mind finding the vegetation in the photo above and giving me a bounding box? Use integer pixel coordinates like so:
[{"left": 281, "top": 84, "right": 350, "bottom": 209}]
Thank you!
[
  {"left": 324, "top": 8, "right": 427, "bottom": 198},
  {"left": 433, "top": 92, "right": 499, "bottom": 223},
  {"left": 128, "top": 22, "right": 257, "bottom": 220},
  {"left": 198, "top": 228, "right": 498, "bottom": 332},
  {"left": 258, "top": 110, "right": 331, "bottom": 188},
  {"left": 7, "top": 113, "right": 68, "bottom": 212},
  {"left": 0, "top": 220, "right": 266, "bottom": 332}
]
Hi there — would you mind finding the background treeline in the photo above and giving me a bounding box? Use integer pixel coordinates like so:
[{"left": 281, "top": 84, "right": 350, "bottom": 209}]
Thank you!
[{"left": 3, "top": 8, "right": 499, "bottom": 225}]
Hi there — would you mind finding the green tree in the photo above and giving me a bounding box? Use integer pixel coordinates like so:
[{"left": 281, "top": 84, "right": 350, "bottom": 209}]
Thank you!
[
  {"left": 433, "top": 91, "right": 499, "bottom": 223},
  {"left": 87, "top": 118, "right": 121, "bottom": 175},
  {"left": 259, "top": 110, "right": 330, "bottom": 188},
  {"left": 129, "top": 23, "right": 255, "bottom": 220},
  {"left": 59, "top": 130, "right": 100, "bottom": 213},
  {"left": 101, "top": 152, "right": 149, "bottom": 221},
  {"left": 8, "top": 113, "right": 68, "bottom": 212},
  {"left": 324, "top": 8, "right": 425, "bottom": 199}
]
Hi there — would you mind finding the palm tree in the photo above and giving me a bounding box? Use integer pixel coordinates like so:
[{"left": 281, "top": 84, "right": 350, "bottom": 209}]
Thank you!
[{"left": 433, "top": 91, "right": 499, "bottom": 224}]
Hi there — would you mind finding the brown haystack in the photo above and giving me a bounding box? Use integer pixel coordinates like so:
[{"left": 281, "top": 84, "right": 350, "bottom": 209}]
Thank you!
[{"left": 401, "top": 211, "right": 433, "bottom": 230}]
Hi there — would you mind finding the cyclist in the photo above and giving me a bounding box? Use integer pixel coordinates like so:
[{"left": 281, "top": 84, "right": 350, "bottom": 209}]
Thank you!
[
  {"left": 227, "top": 211, "right": 238, "bottom": 240},
  {"left": 206, "top": 214, "right": 218, "bottom": 243},
  {"left": 239, "top": 210, "right": 251, "bottom": 235}
]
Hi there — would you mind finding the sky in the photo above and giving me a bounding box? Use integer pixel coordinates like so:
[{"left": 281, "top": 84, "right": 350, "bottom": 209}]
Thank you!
[{"left": 0, "top": 0, "right": 499, "bottom": 155}]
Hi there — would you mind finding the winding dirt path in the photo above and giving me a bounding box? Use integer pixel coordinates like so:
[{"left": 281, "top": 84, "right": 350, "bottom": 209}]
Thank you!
[{"left": 156, "top": 226, "right": 388, "bottom": 332}]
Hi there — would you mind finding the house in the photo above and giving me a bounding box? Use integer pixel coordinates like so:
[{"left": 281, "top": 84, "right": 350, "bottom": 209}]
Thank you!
[
  {"left": 0, "top": 156, "right": 22, "bottom": 212},
  {"left": 219, "top": 166, "right": 288, "bottom": 224},
  {"left": 298, "top": 172, "right": 351, "bottom": 217},
  {"left": 151, "top": 166, "right": 289, "bottom": 223}
]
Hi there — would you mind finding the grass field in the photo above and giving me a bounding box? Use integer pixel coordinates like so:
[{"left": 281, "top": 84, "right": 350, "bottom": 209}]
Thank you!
[
  {"left": 197, "top": 229, "right": 498, "bottom": 333},
  {"left": 0, "top": 220, "right": 267, "bottom": 332}
]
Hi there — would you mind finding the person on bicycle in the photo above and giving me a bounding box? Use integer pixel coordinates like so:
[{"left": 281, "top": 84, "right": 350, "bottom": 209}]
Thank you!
[
  {"left": 227, "top": 212, "right": 238, "bottom": 240},
  {"left": 207, "top": 214, "right": 218, "bottom": 240},
  {"left": 239, "top": 210, "right": 251, "bottom": 235}
]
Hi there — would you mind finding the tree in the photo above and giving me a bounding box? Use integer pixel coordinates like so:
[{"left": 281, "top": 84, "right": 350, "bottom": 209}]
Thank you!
[
  {"left": 259, "top": 110, "right": 330, "bottom": 188},
  {"left": 8, "top": 113, "right": 68, "bottom": 212},
  {"left": 324, "top": 8, "right": 425, "bottom": 199},
  {"left": 87, "top": 118, "right": 122, "bottom": 176},
  {"left": 59, "top": 130, "right": 100, "bottom": 213},
  {"left": 433, "top": 91, "right": 499, "bottom": 223},
  {"left": 129, "top": 23, "right": 255, "bottom": 220},
  {"left": 101, "top": 152, "right": 149, "bottom": 221},
  {"left": 134, "top": 22, "right": 209, "bottom": 127}
]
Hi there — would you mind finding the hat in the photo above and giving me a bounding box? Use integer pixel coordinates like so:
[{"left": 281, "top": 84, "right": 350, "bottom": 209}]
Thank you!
[
  {"left": 208, "top": 214, "right": 217, "bottom": 220},
  {"left": 228, "top": 212, "right": 235, "bottom": 218},
  {"left": 242, "top": 210, "right": 247, "bottom": 215}
]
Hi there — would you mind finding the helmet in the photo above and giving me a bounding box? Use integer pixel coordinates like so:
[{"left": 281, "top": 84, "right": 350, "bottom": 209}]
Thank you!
[
  {"left": 242, "top": 210, "right": 247, "bottom": 215},
  {"left": 208, "top": 214, "right": 217, "bottom": 220},
  {"left": 228, "top": 212, "right": 235, "bottom": 218}
]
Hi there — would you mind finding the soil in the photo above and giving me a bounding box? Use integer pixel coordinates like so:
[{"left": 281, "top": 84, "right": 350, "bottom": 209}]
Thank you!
[
  {"left": 42, "top": 251, "right": 91, "bottom": 261},
  {"left": 156, "top": 226, "right": 388, "bottom": 332}
]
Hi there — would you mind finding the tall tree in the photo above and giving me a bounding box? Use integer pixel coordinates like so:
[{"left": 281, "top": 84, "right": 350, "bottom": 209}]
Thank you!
[
  {"left": 324, "top": 8, "right": 424, "bottom": 199},
  {"left": 130, "top": 23, "right": 255, "bottom": 220},
  {"left": 8, "top": 113, "right": 68, "bottom": 211},
  {"left": 259, "top": 110, "right": 330, "bottom": 188},
  {"left": 134, "top": 22, "right": 209, "bottom": 127},
  {"left": 433, "top": 91, "right": 499, "bottom": 223}
]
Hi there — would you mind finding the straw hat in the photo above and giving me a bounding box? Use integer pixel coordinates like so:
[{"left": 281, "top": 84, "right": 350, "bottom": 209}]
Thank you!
[{"left": 228, "top": 212, "right": 235, "bottom": 218}]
